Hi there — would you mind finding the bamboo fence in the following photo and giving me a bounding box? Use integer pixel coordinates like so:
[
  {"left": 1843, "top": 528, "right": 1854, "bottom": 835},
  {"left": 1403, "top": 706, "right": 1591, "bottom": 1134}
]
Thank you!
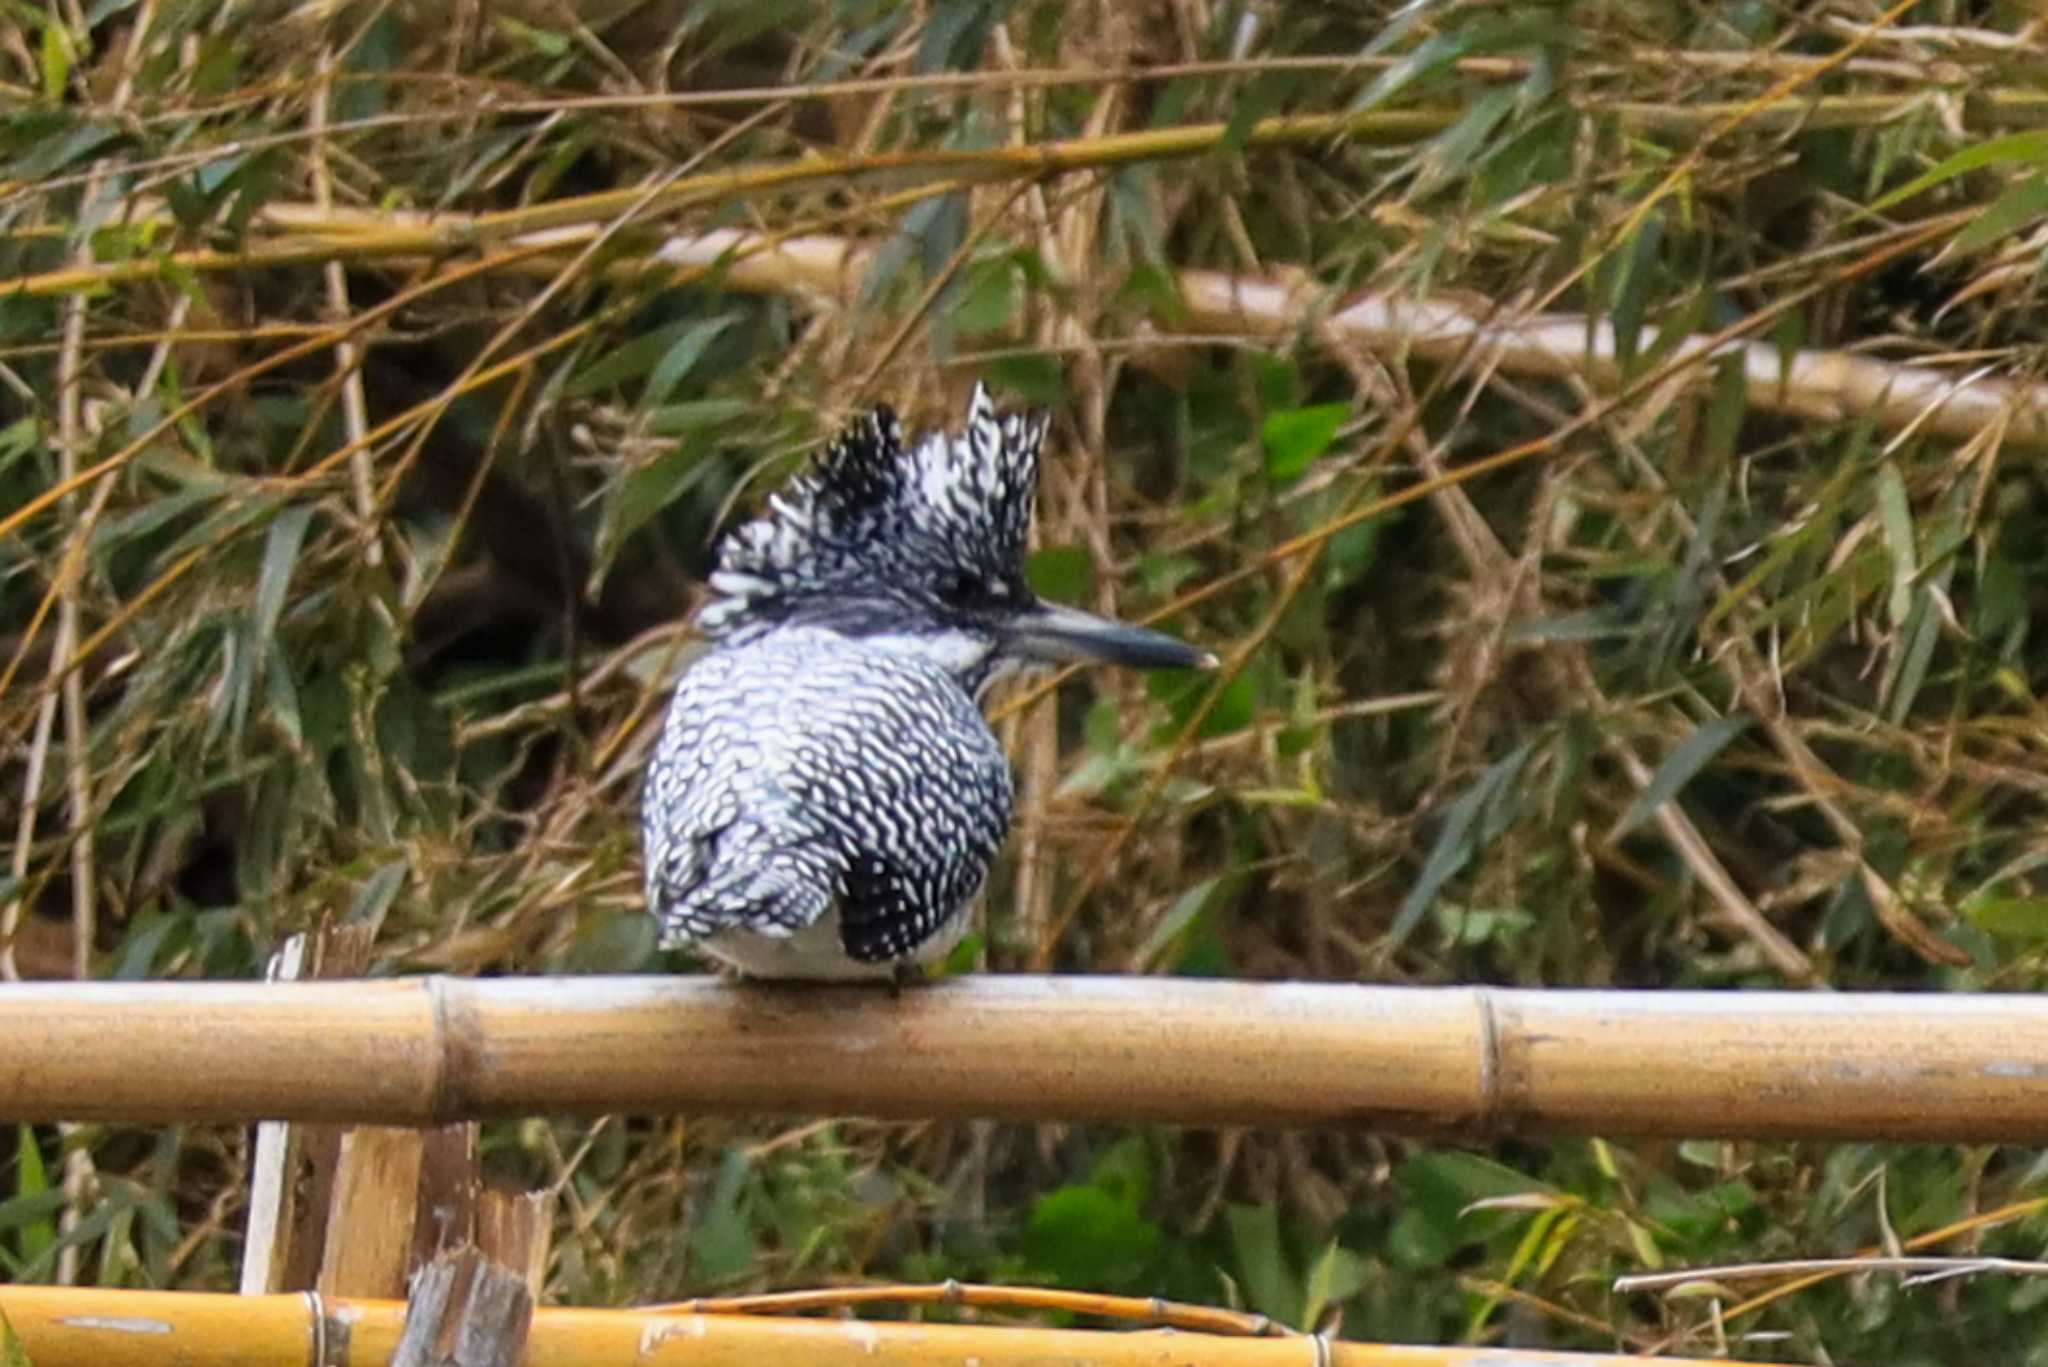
[
  {"left": 4, "top": 975, "right": 2046, "bottom": 1140},
  {"left": 0, "top": 1284, "right": 1791, "bottom": 1367}
]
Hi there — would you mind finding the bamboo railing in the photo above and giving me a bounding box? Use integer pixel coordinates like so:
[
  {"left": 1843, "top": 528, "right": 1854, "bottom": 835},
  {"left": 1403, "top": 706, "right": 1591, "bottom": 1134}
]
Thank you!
[
  {"left": 0, "top": 1284, "right": 1788, "bottom": 1367},
  {"left": 5, "top": 975, "right": 2046, "bottom": 1140}
]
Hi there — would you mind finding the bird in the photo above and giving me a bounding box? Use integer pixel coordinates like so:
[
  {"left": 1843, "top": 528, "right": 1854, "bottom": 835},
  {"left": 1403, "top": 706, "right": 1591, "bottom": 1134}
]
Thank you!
[{"left": 641, "top": 382, "right": 1215, "bottom": 981}]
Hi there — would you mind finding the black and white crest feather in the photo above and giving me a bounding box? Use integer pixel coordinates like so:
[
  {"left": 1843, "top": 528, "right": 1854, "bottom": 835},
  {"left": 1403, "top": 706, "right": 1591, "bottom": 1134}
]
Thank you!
[{"left": 699, "top": 382, "right": 1046, "bottom": 639}]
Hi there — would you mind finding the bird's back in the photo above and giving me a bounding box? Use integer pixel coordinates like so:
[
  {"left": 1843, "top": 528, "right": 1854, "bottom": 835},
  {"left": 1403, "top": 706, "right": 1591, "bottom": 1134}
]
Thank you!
[{"left": 643, "top": 624, "right": 1013, "bottom": 977}]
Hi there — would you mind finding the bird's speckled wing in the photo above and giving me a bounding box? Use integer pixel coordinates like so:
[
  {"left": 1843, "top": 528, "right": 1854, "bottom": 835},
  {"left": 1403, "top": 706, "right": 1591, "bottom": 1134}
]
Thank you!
[{"left": 642, "top": 627, "right": 1013, "bottom": 964}]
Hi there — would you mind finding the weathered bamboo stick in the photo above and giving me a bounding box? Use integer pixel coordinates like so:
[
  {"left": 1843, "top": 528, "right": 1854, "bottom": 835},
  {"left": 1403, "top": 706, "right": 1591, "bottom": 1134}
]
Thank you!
[
  {"left": 635, "top": 225, "right": 2048, "bottom": 447},
  {"left": 1, "top": 976, "right": 2044, "bottom": 1140},
  {"left": 0, "top": 1284, "right": 1787, "bottom": 1367}
]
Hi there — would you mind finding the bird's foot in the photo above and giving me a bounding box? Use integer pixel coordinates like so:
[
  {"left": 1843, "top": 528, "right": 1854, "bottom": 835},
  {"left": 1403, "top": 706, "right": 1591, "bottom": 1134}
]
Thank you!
[{"left": 887, "top": 961, "right": 929, "bottom": 997}]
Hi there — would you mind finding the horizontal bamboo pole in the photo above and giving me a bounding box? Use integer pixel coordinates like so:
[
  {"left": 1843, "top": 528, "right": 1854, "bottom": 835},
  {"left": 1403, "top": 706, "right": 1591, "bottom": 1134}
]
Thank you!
[
  {"left": 2, "top": 976, "right": 2046, "bottom": 1140},
  {"left": 0, "top": 1284, "right": 1785, "bottom": 1367},
  {"left": 635, "top": 225, "right": 2048, "bottom": 448}
]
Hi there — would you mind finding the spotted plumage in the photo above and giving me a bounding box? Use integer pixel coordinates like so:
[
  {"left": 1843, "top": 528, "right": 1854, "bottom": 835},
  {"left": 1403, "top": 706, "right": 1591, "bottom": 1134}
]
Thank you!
[{"left": 643, "top": 383, "right": 1212, "bottom": 980}]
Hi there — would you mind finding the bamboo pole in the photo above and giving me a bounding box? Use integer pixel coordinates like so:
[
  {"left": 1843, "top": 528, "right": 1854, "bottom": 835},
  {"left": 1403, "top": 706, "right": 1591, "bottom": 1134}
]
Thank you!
[
  {"left": 0, "top": 1284, "right": 1787, "bottom": 1367},
  {"left": 10, "top": 211, "right": 2041, "bottom": 450},
  {"left": 632, "top": 225, "right": 2048, "bottom": 448},
  {"left": 2, "top": 976, "right": 2046, "bottom": 1141}
]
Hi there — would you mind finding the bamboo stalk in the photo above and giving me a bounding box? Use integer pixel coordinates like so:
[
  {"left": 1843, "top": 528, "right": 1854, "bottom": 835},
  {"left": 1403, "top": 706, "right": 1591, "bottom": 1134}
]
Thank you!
[
  {"left": 0, "top": 1284, "right": 1788, "bottom": 1367},
  {"left": 631, "top": 225, "right": 2048, "bottom": 448},
  {"left": 2, "top": 976, "right": 2046, "bottom": 1141}
]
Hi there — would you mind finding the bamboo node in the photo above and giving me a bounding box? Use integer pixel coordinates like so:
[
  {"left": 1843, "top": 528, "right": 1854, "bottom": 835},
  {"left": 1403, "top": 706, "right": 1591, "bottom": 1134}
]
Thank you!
[{"left": 1473, "top": 985, "right": 1503, "bottom": 1133}]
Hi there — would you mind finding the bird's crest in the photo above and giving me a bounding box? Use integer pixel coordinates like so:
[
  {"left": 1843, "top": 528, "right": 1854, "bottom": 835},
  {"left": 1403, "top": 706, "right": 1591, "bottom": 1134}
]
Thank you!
[{"left": 700, "top": 383, "right": 1046, "bottom": 637}]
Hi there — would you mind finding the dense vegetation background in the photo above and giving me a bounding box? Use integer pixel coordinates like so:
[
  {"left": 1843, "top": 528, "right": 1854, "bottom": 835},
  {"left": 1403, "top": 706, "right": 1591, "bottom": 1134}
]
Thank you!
[{"left": 5, "top": 1, "right": 2048, "bottom": 1359}]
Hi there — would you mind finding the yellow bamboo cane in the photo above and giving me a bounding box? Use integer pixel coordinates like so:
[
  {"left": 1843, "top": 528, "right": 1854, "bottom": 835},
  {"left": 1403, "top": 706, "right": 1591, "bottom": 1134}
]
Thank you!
[
  {"left": 1, "top": 976, "right": 2045, "bottom": 1141},
  {"left": 0, "top": 1284, "right": 1790, "bottom": 1367}
]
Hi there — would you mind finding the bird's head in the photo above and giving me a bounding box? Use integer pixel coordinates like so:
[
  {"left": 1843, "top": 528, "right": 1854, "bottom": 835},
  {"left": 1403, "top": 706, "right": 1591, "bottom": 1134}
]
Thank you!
[{"left": 700, "top": 383, "right": 1214, "bottom": 694}]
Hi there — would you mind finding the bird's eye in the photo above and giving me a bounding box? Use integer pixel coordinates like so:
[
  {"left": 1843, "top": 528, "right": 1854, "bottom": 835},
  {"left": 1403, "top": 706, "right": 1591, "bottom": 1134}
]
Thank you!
[{"left": 936, "top": 570, "right": 980, "bottom": 604}]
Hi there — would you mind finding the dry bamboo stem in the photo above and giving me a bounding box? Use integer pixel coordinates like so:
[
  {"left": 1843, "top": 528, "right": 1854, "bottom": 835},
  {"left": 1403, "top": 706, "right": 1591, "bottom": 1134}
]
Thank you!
[
  {"left": 12, "top": 212, "right": 2039, "bottom": 451},
  {"left": 631, "top": 225, "right": 2048, "bottom": 448},
  {"left": 1, "top": 976, "right": 2044, "bottom": 1141},
  {"left": 0, "top": 1284, "right": 1788, "bottom": 1367}
]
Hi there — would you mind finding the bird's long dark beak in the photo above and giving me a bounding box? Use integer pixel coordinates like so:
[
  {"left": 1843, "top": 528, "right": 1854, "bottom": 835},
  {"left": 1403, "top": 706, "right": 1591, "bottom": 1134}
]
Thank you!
[{"left": 1006, "top": 600, "right": 1217, "bottom": 671}]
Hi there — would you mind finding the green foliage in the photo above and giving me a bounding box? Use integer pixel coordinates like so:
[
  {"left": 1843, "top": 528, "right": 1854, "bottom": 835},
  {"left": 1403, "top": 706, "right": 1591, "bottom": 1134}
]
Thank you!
[{"left": 5, "top": 2, "right": 2048, "bottom": 1359}]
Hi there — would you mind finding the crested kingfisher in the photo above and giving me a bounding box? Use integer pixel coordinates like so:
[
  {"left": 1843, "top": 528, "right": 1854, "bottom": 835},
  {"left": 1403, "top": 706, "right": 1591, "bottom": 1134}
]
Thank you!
[{"left": 642, "top": 383, "right": 1213, "bottom": 979}]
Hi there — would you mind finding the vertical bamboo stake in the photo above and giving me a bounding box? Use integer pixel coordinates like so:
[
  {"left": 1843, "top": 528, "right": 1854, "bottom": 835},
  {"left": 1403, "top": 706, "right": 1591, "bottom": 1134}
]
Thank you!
[
  {"left": 239, "top": 924, "right": 377, "bottom": 1292},
  {"left": 239, "top": 935, "right": 309, "bottom": 1294},
  {"left": 320, "top": 1127, "right": 429, "bottom": 1298},
  {"left": 476, "top": 1188, "right": 554, "bottom": 1294}
]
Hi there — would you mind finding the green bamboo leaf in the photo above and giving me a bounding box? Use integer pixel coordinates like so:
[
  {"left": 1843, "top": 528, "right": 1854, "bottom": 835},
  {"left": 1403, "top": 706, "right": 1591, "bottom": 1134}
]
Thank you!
[
  {"left": 1412, "top": 85, "right": 1516, "bottom": 197},
  {"left": 1609, "top": 209, "right": 1663, "bottom": 374},
  {"left": 40, "top": 19, "right": 72, "bottom": 102},
  {"left": 1226, "top": 1203, "right": 1300, "bottom": 1326},
  {"left": 1022, "top": 1184, "right": 1160, "bottom": 1289},
  {"left": 567, "top": 316, "right": 733, "bottom": 399},
  {"left": 10, "top": 1127, "right": 53, "bottom": 1269},
  {"left": 1261, "top": 403, "right": 1348, "bottom": 485},
  {"left": 646, "top": 397, "right": 752, "bottom": 437},
  {"left": 1875, "top": 462, "right": 1916, "bottom": 626},
  {"left": 644, "top": 315, "right": 738, "bottom": 408},
  {"left": 1870, "top": 129, "right": 2048, "bottom": 211},
  {"left": 690, "top": 1148, "right": 756, "bottom": 1282},
  {"left": 1392, "top": 740, "right": 1536, "bottom": 944},
  {"left": 349, "top": 860, "right": 408, "bottom": 929},
  {"left": 1884, "top": 590, "right": 1939, "bottom": 724},
  {"left": 253, "top": 505, "right": 313, "bottom": 644},
  {"left": 1964, "top": 896, "right": 2048, "bottom": 939},
  {"left": 1300, "top": 1240, "right": 1368, "bottom": 1329},
  {"left": 1614, "top": 715, "right": 1751, "bottom": 838},
  {"left": 1953, "top": 169, "right": 2048, "bottom": 254},
  {"left": 591, "top": 439, "right": 717, "bottom": 586}
]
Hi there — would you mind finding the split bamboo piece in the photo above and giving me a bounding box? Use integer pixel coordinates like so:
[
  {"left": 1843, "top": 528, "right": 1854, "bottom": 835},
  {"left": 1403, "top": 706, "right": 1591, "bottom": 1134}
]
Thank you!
[
  {"left": 0, "top": 1284, "right": 1788, "bottom": 1367},
  {"left": 2, "top": 976, "right": 2045, "bottom": 1141}
]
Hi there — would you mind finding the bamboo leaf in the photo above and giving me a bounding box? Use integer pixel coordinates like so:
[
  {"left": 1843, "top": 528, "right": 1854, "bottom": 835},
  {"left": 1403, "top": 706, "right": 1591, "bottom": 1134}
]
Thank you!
[
  {"left": 253, "top": 505, "right": 313, "bottom": 645},
  {"left": 40, "top": 18, "right": 72, "bottom": 103},
  {"left": 1876, "top": 462, "right": 1915, "bottom": 625},
  {"left": 1953, "top": 167, "right": 2048, "bottom": 253},
  {"left": 1609, "top": 209, "right": 1664, "bottom": 374},
  {"left": 1022, "top": 1184, "right": 1160, "bottom": 1290},
  {"left": 1963, "top": 896, "right": 2048, "bottom": 939},
  {"left": 1392, "top": 740, "right": 1536, "bottom": 944},
  {"left": 568, "top": 316, "right": 733, "bottom": 398},
  {"left": 1870, "top": 129, "right": 2048, "bottom": 210},
  {"left": 348, "top": 860, "right": 407, "bottom": 929},
  {"left": 916, "top": 0, "right": 1003, "bottom": 72},
  {"left": 591, "top": 439, "right": 715, "bottom": 586},
  {"left": 1884, "top": 589, "right": 1940, "bottom": 724},
  {"left": 1225, "top": 1203, "right": 1299, "bottom": 1327},
  {"left": 1261, "top": 403, "right": 1347, "bottom": 485},
  {"left": 1300, "top": 1239, "right": 1367, "bottom": 1329},
  {"left": 690, "top": 1147, "right": 757, "bottom": 1282},
  {"left": 644, "top": 315, "right": 738, "bottom": 408},
  {"left": 10, "top": 1127, "right": 52, "bottom": 1270},
  {"left": 1614, "top": 715, "right": 1750, "bottom": 838}
]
